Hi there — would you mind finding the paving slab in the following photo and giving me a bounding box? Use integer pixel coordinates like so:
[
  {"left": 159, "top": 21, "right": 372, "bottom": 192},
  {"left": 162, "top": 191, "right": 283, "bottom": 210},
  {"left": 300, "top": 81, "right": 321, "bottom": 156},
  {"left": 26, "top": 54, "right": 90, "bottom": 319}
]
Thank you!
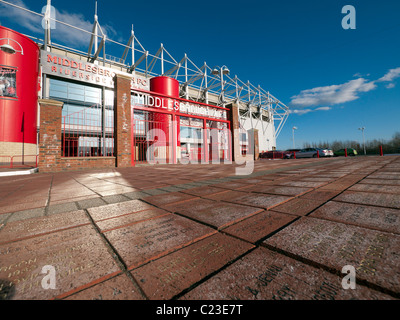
[
  {"left": 132, "top": 233, "right": 254, "bottom": 299},
  {"left": 164, "top": 198, "right": 264, "bottom": 229},
  {"left": 300, "top": 190, "right": 341, "bottom": 202},
  {"left": 334, "top": 191, "right": 400, "bottom": 209},
  {"left": 242, "top": 185, "right": 313, "bottom": 197},
  {"left": 222, "top": 211, "right": 298, "bottom": 243},
  {"left": 142, "top": 192, "right": 199, "bottom": 208},
  {"left": 181, "top": 247, "right": 392, "bottom": 300},
  {"left": 263, "top": 217, "right": 400, "bottom": 296},
  {"left": 180, "top": 186, "right": 230, "bottom": 197},
  {"left": 360, "top": 178, "right": 400, "bottom": 186},
  {"left": 103, "top": 214, "right": 217, "bottom": 270},
  {"left": 65, "top": 274, "right": 145, "bottom": 300},
  {"left": 0, "top": 225, "right": 121, "bottom": 300},
  {"left": 271, "top": 198, "right": 326, "bottom": 216},
  {"left": 95, "top": 208, "right": 170, "bottom": 233},
  {"left": 348, "top": 184, "right": 400, "bottom": 194},
  {"left": 87, "top": 200, "right": 154, "bottom": 222},
  {"left": 0, "top": 210, "right": 91, "bottom": 244},
  {"left": 310, "top": 201, "right": 400, "bottom": 234}
]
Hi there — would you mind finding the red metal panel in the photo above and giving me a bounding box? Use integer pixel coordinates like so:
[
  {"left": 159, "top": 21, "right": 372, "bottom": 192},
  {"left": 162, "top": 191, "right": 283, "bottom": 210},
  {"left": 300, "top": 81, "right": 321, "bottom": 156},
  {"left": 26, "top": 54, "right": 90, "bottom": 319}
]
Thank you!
[
  {"left": 0, "top": 26, "right": 39, "bottom": 145},
  {"left": 150, "top": 76, "right": 179, "bottom": 98}
]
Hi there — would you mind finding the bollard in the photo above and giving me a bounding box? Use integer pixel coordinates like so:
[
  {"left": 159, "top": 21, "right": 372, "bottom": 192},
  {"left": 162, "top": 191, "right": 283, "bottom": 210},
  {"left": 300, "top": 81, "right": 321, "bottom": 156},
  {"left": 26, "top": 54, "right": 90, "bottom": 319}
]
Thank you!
[
  {"left": 293, "top": 152, "right": 296, "bottom": 159},
  {"left": 317, "top": 150, "right": 320, "bottom": 158},
  {"left": 379, "top": 145, "right": 383, "bottom": 156},
  {"left": 345, "top": 148, "right": 348, "bottom": 157}
]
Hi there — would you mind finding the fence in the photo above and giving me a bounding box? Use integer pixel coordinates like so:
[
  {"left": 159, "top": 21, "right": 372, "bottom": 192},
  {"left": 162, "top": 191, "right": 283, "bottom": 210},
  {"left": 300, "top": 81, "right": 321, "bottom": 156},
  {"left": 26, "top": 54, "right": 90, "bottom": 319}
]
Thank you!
[{"left": 62, "top": 105, "right": 114, "bottom": 158}]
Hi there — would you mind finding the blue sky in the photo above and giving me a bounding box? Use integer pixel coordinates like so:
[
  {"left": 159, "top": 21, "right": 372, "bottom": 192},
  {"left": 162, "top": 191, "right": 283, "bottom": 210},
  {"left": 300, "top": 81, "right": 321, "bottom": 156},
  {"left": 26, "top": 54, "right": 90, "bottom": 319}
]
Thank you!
[{"left": 1, "top": 0, "right": 399, "bottom": 150}]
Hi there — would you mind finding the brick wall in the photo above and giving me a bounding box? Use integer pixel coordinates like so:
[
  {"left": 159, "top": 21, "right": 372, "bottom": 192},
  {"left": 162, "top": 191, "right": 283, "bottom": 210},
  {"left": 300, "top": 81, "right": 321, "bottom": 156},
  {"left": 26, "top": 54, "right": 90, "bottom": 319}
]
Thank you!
[
  {"left": 114, "top": 74, "right": 132, "bottom": 167},
  {"left": 38, "top": 99, "right": 63, "bottom": 173}
]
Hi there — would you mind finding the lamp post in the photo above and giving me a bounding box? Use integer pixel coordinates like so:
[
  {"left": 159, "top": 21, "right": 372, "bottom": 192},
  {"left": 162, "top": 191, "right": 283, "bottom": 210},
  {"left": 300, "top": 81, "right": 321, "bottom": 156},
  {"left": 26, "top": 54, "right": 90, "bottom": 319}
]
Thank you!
[
  {"left": 292, "top": 126, "right": 298, "bottom": 149},
  {"left": 211, "top": 65, "right": 230, "bottom": 107},
  {"left": 358, "top": 127, "right": 366, "bottom": 155}
]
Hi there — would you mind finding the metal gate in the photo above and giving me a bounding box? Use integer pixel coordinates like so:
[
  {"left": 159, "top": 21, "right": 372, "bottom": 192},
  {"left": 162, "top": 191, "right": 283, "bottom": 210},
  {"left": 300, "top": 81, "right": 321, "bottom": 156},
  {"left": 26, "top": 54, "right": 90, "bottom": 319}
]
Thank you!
[{"left": 131, "top": 110, "right": 172, "bottom": 165}]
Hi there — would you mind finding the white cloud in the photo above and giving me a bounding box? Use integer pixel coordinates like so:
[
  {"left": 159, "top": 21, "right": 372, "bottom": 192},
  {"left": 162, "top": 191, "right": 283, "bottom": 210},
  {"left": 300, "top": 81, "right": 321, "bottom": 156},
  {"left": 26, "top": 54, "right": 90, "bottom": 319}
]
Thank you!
[
  {"left": 289, "top": 106, "right": 331, "bottom": 115},
  {"left": 0, "top": 0, "right": 42, "bottom": 34},
  {"left": 378, "top": 67, "right": 400, "bottom": 82},
  {"left": 0, "top": 0, "right": 118, "bottom": 48},
  {"left": 290, "top": 78, "right": 377, "bottom": 108},
  {"left": 385, "top": 83, "right": 396, "bottom": 89}
]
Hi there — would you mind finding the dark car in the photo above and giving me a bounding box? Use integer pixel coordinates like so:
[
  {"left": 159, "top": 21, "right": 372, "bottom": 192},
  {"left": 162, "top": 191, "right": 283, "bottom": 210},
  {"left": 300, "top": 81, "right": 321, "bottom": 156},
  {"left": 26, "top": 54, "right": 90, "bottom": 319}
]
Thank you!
[
  {"left": 334, "top": 148, "right": 358, "bottom": 156},
  {"left": 259, "top": 150, "right": 289, "bottom": 159}
]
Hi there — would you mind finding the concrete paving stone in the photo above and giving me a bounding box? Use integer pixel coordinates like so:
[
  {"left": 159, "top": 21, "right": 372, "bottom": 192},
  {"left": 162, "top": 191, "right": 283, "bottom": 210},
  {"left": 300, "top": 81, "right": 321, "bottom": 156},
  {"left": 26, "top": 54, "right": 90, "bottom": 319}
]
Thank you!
[
  {"left": 87, "top": 200, "right": 154, "bottom": 222},
  {"left": 47, "top": 202, "right": 79, "bottom": 215},
  {"left": 277, "top": 180, "right": 328, "bottom": 188},
  {"left": 141, "top": 189, "right": 169, "bottom": 196},
  {"left": 0, "top": 225, "right": 121, "bottom": 300},
  {"left": 224, "top": 193, "right": 293, "bottom": 210},
  {"left": 360, "top": 178, "right": 400, "bottom": 186},
  {"left": 49, "top": 194, "right": 100, "bottom": 206},
  {"left": 180, "top": 186, "right": 230, "bottom": 197},
  {"left": 95, "top": 208, "right": 170, "bottom": 233},
  {"left": 122, "top": 191, "right": 148, "bottom": 200},
  {"left": 142, "top": 192, "right": 199, "bottom": 208},
  {"left": 243, "top": 185, "right": 313, "bottom": 197},
  {"left": 0, "top": 210, "right": 91, "bottom": 245},
  {"left": 103, "top": 214, "right": 216, "bottom": 270},
  {"left": 222, "top": 211, "right": 298, "bottom": 243},
  {"left": 158, "top": 186, "right": 188, "bottom": 192},
  {"left": 101, "top": 194, "right": 130, "bottom": 205},
  {"left": 3, "top": 207, "right": 46, "bottom": 223},
  {"left": 263, "top": 217, "right": 400, "bottom": 296},
  {"left": 317, "top": 182, "right": 356, "bottom": 191},
  {"left": 272, "top": 198, "right": 326, "bottom": 216},
  {"left": 65, "top": 274, "right": 145, "bottom": 300},
  {"left": 366, "top": 174, "right": 400, "bottom": 180},
  {"left": 181, "top": 247, "right": 393, "bottom": 300},
  {"left": 310, "top": 201, "right": 400, "bottom": 234},
  {"left": 166, "top": 198, "right": 264, "bottom": 229},
  {"left": 334, "top": 191, "right": 400, "bottom": 209},
  {"left": 211, "top": 181, "right": 252, "bottom": 190},
  {"left": 76, "top": 197, "right": 107, "bottom": 210},
  {"left": 300, "top": 190, "right": 341, "bottom": 202},
  {"left": 132, "top": 233, "right": 254, "bottom": 299},
  {"left": 348, "top": 184, "right": 400, "bottom": 194}
]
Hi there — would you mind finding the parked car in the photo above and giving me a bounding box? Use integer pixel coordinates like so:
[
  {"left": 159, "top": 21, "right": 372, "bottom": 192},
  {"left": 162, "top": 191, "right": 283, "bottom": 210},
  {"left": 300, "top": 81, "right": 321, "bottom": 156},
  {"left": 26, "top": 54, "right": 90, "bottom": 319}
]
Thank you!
[
  {"left": 334, "top": 148, "right": 358, "bottom": 156},
  {"left": 317, "top": 148, "right": 334, "bottom": 157},
  {"left": 259, "top": 150, "right": 289, "bottom": 159},
  {"left": 285, "top": 148, "right": 333, "bottom": 158}
]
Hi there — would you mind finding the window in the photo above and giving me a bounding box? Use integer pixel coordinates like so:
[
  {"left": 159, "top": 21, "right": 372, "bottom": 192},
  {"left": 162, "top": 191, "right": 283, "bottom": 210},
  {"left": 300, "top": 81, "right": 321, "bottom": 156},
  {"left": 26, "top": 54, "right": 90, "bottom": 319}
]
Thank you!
[{"left": 49, "top": 79, "right": 114, "bottom": 157}]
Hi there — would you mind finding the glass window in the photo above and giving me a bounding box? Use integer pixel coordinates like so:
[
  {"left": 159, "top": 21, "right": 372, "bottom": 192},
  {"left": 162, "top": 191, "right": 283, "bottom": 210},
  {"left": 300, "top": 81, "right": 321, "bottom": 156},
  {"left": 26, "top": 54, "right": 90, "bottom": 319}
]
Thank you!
[{"left": 49, "top": 79, "right": 114, "bottom": 158}]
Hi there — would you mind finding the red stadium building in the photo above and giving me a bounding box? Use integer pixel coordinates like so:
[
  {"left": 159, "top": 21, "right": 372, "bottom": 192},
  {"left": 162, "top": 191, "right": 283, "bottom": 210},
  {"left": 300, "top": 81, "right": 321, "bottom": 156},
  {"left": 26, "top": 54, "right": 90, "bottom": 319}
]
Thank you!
[{"left": 0, "top": 2, "right": 289, "bottom": 172}]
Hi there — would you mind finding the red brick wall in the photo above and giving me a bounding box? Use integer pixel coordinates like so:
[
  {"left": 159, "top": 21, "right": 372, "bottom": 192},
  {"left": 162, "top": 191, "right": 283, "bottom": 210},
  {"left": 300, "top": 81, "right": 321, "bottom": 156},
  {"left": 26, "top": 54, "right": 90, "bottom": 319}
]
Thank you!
[
  {"left": 38, "top": 99, "right": 63, "bottom": 173},
  {"left": 114, "top": 74, "right": 132, "bottom": 167}
]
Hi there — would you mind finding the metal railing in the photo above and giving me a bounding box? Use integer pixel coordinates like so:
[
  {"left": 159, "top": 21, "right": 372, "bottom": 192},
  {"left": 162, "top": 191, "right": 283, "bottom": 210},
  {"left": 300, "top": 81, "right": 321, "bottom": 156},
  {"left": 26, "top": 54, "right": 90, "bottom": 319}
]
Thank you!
[{"left": 0, "top": 155, "right": 38, "bottom": 169}]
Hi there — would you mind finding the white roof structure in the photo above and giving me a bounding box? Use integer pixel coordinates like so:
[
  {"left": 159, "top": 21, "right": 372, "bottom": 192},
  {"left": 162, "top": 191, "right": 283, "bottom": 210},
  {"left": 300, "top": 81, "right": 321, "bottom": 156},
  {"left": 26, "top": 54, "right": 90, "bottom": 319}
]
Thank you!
[{"left": 1, "top": 0, "right": 289, "bottom": 138}]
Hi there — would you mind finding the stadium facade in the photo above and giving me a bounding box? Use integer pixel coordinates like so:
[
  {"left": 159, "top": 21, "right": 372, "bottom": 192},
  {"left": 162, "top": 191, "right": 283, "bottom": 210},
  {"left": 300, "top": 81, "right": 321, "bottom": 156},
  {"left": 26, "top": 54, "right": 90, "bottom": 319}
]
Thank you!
[{"left": 0, "top": 1, "right": 289, "bottom": 172}]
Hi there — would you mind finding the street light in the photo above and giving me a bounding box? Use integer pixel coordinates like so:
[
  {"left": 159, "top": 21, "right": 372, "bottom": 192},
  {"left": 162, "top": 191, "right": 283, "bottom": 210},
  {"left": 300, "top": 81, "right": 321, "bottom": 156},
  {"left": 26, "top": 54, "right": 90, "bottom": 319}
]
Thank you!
[
  {"left": 358, "top": 127, "right": 366, "bottom": 155},
  {"left": 0, "top": 38, "right": 24, "bottom": 55},
  {"left": 211, "top": 65, "right": 230, "bottom": 107},
  {"left": 292, "top": 126, "right": 298, "bottom": 149}
]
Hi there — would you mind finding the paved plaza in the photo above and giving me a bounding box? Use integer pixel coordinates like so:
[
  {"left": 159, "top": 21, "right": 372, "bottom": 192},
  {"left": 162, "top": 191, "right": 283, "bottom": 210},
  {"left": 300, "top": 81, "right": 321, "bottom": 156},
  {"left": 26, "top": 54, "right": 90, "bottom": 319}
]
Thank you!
[{"left": 0, "top": 156, "right": 399, "bottom": 300}]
